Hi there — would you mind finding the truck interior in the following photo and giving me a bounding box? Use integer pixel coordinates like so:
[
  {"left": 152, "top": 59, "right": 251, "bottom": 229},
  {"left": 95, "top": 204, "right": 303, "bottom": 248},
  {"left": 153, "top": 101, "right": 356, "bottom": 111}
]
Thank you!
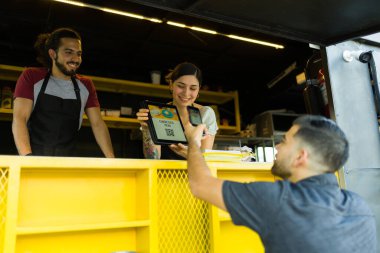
[{"left": 3, "top": 0, "right": 378, "bottom": 124}]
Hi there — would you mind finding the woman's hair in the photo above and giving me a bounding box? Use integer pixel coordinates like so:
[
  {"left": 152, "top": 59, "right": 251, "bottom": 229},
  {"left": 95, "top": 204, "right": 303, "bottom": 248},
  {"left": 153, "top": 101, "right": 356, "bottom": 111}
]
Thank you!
[
  {"left": 293, "top": 115, "right": 349, "bottom": 172},
  {"left": 34, "top": 27, "right": 81, "bottom": 68},
  {"left": 165, "top": 62, "right": 202, "bottom": 86}
]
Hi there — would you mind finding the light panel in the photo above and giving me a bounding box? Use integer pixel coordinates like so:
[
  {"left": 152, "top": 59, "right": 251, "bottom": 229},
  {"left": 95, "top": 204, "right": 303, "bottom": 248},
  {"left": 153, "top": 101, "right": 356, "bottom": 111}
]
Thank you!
[{"left": 52, "top": 0, "right": 284, "bottom": 49}]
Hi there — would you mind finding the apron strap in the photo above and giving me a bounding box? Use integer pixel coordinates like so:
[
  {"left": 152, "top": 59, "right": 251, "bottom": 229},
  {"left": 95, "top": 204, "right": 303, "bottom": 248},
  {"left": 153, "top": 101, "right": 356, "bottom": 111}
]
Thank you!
[
  {"left": 35, "top": 71, "right": 51, "bottom": 105},
  {"left": 71, "top": 76, "right": 81, "bottom": 110}
]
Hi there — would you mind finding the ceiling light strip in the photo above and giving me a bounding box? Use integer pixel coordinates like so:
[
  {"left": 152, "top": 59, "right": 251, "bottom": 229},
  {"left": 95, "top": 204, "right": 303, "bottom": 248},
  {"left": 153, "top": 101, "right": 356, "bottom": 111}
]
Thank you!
[
  {"left": 167, "top": 19, "right": 283, "bottom": 48},
  {"left": 190, "top": 26, "right": 217, "bottom": 35},
  {"left": 52, "top": 0, "right": 162, "bottom": 23},
  {"left": 101, "top": 8, "right": 144, "bottom": 19},
  {"left": 228, "top": 35, "right": 284, "bottom": 49},
  {"left": 53, "top": 0, "right": 85, "bottom": 7},
  {"left": 167, "top": 21, "right": 187, "bottom": 28},
  {"left": 52, "top": 0, "right": 283, "bottom": 49}
]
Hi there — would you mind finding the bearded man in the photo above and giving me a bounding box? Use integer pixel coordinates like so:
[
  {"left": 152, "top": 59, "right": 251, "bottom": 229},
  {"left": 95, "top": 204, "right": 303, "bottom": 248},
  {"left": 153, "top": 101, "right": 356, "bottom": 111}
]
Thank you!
[{"left": 13, "top": 28, "right": 114, "bottom": 157}]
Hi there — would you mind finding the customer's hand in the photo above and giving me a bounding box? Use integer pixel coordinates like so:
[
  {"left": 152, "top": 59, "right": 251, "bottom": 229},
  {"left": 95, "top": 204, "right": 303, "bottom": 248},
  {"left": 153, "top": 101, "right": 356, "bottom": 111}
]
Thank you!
[{"left": 184, "top": 124, "right": 207, "bottom": 148}]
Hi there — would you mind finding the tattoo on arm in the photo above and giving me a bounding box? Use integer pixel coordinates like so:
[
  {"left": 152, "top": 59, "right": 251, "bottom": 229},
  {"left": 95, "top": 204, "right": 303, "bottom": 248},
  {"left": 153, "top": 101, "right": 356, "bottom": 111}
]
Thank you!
[{"left": 142, "top": 130, "right": 160, "bottom": 159}]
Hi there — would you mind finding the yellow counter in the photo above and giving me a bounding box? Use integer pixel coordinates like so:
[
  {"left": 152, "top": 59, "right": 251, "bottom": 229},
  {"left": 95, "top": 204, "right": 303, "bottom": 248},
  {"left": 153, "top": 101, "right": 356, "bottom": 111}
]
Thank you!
[{"left": 0, "top": 155, "right": 274, "bottom": 253}]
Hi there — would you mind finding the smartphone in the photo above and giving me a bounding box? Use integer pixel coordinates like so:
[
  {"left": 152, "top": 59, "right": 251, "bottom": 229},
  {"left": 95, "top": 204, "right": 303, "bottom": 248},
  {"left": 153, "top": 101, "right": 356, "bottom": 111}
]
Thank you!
[{"left": 187, "top": 106, "right": 203, "bottom": 126}]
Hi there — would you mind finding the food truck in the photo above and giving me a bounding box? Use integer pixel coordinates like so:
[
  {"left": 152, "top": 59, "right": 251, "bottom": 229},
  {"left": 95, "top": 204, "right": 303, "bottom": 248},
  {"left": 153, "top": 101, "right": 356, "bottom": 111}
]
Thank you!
[{"left": 1, "top": 0, "right": 379, "bottom": 252}]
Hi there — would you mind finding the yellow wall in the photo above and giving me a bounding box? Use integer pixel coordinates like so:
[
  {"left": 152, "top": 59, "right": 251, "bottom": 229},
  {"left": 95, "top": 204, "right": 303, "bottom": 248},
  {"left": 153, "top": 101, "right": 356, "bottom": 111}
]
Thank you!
[{"left": 0, "top": 155, "right": 274, "bottom": 253}]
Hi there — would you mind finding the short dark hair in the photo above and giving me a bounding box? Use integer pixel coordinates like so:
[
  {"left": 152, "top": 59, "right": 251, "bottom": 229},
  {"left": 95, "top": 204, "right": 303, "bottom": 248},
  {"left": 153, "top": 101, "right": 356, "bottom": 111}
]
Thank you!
[
  {"left": 293, "top": 115, "right": 349, "bottom": 172},
  {"left": 34, "top": 27, "right": 81, "bottom": 68},
  {"left": 165, "top": 62, "right": 202, "bottom": 86}
]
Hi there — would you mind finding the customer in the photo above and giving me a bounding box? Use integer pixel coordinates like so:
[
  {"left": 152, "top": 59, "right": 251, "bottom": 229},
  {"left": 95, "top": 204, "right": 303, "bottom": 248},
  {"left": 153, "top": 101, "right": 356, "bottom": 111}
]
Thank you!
[
  {"left": 12, "top": 27, "right": 115, "bottom": 157},
  {"left": 136, "top": 62, "right": 218, "bottom": 159},
  {"left": 185, "top": 115, "right": 376, "bottom": 253}
]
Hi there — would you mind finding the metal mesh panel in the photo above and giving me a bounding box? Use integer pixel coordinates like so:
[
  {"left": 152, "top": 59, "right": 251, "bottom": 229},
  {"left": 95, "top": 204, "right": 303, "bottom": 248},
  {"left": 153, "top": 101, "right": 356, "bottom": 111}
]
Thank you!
[
  {"left": 0, "top": 167, "right": 9, "bottom": 249},
  {"left": 157, "top": 169, "right": 211, "bottom": 253}
]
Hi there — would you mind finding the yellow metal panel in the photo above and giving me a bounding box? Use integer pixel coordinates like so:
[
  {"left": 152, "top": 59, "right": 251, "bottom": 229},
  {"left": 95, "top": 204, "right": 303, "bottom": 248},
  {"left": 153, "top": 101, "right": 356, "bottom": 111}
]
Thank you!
[
  {"left": 148, "top": 168, "right": 159, "bottom": 253},
  {"left": 220, "top": 221, "right": 264, "bottom": 253},
  {"left": 157, "top": 169, "right": 211, "bottom": 253},
  {"left": 208, "top": 166, "right": 222, "bottom": 253},
  {"left": 215, "top": 163, "right": 273, "bottom": 252},
  {"left": 18, "top": 169, "right": 146, "bottom": 227},
  {"left": 0, "top": 167, "right": 9, "bottom": 250},
  {"left": 3, "top": 165, "right": 21, "bottom": 253}
]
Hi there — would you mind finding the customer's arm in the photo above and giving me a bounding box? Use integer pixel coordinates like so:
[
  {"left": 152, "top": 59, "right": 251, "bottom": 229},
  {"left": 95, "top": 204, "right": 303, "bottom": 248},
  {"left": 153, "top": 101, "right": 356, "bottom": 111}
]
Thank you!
[
  {"left": 12, "top": 98, "right": 33, "bottom": 155},
  {"left": 86, "top": 107, "right": 115, "bottom": 158},
  {"left": 201, "top": 134, "right": 215, "bottom": 149},
  {"left": 186, "top": 124, "right": 226, "bottom": 211}
]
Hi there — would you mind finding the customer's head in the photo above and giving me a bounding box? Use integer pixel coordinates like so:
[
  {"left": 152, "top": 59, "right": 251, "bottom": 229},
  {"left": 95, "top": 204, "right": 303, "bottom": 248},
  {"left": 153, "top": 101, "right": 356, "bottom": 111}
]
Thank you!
[
  {"left": 34, "top": 27, "right": 82, "bottom": 75},
  {"left": 166, "top": 62, "right": 202, "bottom": 107},
  {"left": 272, "top": 115, "right": 349, "bottom": 179}
]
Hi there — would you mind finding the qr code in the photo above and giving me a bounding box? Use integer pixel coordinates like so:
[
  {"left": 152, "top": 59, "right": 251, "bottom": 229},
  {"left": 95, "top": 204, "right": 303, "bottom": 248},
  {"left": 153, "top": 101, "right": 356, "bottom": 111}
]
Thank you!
[{"left": 165, "top": 129, "right": 174, "bottom": 136}]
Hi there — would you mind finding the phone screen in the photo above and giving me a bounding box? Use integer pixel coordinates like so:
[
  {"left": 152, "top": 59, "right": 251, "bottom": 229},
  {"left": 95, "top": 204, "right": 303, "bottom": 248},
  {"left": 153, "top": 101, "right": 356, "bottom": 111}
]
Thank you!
[{"left": 188, "top": 106, "right": 202, "bottom": 126}]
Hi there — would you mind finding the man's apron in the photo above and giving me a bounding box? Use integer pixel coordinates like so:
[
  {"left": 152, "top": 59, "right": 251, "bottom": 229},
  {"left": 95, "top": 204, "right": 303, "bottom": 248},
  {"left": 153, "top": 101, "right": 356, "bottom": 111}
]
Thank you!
[{"left": 28, "top": 72, "right": 81, "bottom": 156}]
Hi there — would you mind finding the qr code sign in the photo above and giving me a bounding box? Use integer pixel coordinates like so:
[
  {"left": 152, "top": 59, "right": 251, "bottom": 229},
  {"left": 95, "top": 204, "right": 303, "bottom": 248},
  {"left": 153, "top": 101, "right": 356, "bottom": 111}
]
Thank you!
[{"left": 165, "top": 129, "right": 174, "bottom": 136}]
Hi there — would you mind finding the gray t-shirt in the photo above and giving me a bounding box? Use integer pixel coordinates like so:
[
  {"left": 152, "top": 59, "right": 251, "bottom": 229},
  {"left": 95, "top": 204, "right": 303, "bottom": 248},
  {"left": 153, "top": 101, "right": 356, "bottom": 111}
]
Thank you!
[
  {"left": 32, "top": 76, "right": 90, "bottom": 128},
  {"left": 222, "top": 173, "right": 377, "bottom": 253}
]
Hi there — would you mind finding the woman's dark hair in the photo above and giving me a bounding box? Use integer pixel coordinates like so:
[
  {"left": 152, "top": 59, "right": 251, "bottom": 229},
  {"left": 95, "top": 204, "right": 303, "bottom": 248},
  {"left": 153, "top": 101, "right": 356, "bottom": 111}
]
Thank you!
[
  {"left": 34, "top": 28, "right": 81, "bottom": 68},
  {"left": 293, "top": 115, "right": 349, "bottom": 172},
  {"left": 165, "top": 62, "right": 202, "bottom": 86}
]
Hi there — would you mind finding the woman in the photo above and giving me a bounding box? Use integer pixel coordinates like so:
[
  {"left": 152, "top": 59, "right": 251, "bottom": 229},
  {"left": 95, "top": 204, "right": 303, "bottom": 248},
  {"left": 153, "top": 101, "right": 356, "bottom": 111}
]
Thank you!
[{"left": 136, "top": 62, "right": 218, "bottom": 159}]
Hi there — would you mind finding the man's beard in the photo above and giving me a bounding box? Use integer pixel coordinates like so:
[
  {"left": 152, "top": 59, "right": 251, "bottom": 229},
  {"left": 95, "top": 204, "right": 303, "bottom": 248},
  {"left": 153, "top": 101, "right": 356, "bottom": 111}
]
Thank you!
[
  {"left": 271, "top": 160, "right": 292, "bottom": 179},
  {"left": 54, "top": 56, "right": 79, "bottom": 77}
]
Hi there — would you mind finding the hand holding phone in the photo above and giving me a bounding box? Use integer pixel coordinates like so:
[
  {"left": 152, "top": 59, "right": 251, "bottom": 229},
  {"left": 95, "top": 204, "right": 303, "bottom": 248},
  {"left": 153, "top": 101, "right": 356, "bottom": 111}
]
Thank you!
[
  {"left": 187, "top": 106, "right": 207, "bottom": 137},
  {"left": 187, "top": 106, "right": 203, "bottom": 126}
]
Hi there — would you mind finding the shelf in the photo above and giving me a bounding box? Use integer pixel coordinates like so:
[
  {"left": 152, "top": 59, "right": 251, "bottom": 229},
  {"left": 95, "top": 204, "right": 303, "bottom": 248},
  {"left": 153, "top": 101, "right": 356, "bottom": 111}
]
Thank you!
[
  {"left": 0, "top": 108, "right": 12, "bottom": 121},
  {"left": 83, "top": 115, "right": 140, "bottom": 129},
  {"left": 91, "top": 75, "right": 236, "bottom": 105},
  {"left": 0, "top": 64, "right": 236, "bottom": 105},
  {"left": 0, "top": 108, "right": 238, "bottom": 133},
  {"left": 17, "top": 220, "right": 150, "bottom": 235},
  {"left": 0, "top": 64, "right": 241, "bottom": 133}
]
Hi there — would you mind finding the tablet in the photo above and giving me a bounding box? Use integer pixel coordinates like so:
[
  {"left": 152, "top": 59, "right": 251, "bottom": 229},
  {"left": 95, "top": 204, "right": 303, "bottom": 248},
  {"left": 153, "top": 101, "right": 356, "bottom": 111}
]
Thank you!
[{"left": 141, "top": 100, "right": 187, "bottom": 145}]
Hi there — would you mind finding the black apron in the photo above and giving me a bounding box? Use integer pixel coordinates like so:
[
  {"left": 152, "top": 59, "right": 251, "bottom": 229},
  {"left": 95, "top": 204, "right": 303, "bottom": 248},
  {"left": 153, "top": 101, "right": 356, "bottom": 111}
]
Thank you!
[{"left": 28, "top": 72, "right": 81, "bottom": 156}]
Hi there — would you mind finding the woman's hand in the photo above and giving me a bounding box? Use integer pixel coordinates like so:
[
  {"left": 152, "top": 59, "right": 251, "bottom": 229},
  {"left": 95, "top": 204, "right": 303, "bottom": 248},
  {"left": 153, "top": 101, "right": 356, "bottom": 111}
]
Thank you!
[
  {"left": 136, "top": 108, "right": 149, "bottom": 127},
  {"left": 169, "top": 143, "right": 188, "bottom": 158}
]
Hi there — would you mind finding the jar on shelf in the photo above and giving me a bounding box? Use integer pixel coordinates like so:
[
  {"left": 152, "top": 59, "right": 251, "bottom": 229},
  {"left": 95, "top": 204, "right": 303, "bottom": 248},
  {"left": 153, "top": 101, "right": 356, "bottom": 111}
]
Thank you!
[{"left": 1, "top": 86, "right": 13, "bottom": 109}]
